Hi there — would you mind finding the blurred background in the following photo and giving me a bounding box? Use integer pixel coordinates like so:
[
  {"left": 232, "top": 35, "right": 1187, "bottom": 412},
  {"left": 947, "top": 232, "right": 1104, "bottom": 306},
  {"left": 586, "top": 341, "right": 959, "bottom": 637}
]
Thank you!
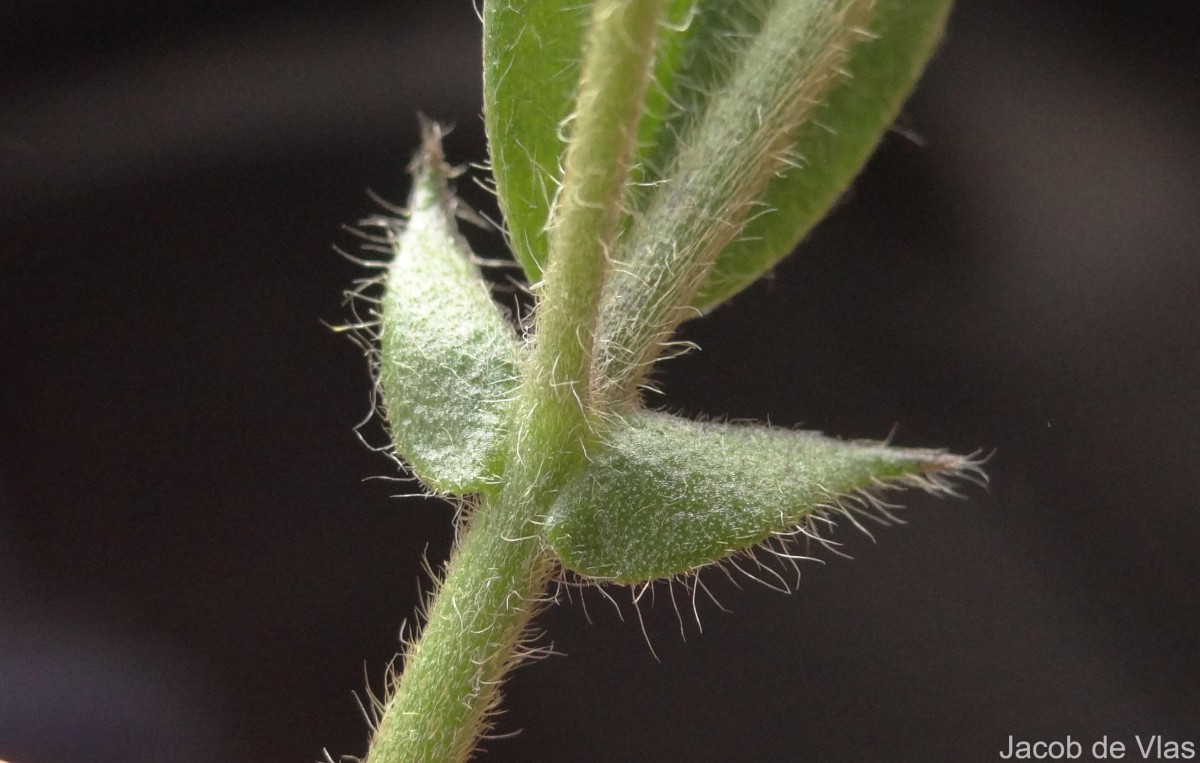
[{"left": 1, "top": 0, "right": 1197, "bottom": 760}]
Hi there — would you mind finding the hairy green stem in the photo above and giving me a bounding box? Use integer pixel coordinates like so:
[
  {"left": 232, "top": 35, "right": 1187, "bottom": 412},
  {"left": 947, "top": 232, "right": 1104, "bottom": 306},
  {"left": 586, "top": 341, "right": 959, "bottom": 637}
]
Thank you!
[
  {"left": 365, "top": 2, "right": 665, "bottom": 760},
  {"left": 365, "top": 487, "right": 554, "bottom": 762},
  {"left": 534, "top": 0, "right": 667, "bottom": 434}
]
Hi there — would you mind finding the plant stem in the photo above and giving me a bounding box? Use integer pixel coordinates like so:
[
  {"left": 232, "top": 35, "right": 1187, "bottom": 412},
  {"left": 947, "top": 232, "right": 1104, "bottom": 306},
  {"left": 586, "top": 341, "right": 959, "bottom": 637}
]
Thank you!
[
  {"left": 365, "top": 486, "right": 554, "bottom": 762},
  {"left": 534, "top": 0, "right": 666, "bottom": 431},
  {"left": 365, "top": 2, "right": 665, "bottom": 760}
]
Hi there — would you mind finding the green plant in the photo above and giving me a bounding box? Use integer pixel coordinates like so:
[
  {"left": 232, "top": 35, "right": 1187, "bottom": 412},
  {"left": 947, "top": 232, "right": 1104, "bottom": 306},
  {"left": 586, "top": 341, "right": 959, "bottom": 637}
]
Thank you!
[{"left": 341, "top": 1, "right": 981, "bottom": 760}]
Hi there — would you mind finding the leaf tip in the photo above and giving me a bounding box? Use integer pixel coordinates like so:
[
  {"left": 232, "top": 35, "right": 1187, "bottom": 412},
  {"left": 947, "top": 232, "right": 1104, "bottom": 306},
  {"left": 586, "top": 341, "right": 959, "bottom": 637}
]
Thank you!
[
  {"left": 412, "top": 113, "right": 450, "bottom": 174},
  {"left": 918, "top": 447, "right": 993, "bottom": 493}
]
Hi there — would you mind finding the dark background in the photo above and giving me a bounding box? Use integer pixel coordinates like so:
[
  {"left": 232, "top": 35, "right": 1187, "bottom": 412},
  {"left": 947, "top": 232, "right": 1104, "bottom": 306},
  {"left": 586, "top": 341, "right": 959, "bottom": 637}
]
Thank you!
[{"left": 2, "top": 1, "right": 1197, "bottom": 761}]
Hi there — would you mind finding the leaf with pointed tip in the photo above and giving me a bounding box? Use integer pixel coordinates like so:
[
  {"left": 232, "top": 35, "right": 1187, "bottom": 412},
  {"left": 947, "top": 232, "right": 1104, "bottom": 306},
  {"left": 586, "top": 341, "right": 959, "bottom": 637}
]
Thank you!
[
  {"left": 543, "top": 412, "right": 971, "bottom": 583},
  {"left": 378, "top": 132, "right": 520, "bottom": 495},
  {"left": 691, "top": 0, "right": 955, "bottom": 311}
]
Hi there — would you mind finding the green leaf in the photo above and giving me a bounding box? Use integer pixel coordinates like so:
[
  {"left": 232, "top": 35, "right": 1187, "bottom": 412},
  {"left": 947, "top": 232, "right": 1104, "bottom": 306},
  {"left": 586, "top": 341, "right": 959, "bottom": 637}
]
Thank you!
[
  {"left": 482, "top": 0, "right": 591, "bottom": 281},
  {"left": 543, "top": 412, "right": 974, "bottom": 583},
  {"left": 377, "top": 126, "right": 520, "bottom": 495},
  {"left": 484, "top": 0, "right": 952, "bottom": 309},
  {"left": 591, "top": 0, "right": 879, "bottom": 408},
  {"left": 629, "top": 0, "right": 775, "bottom": 206},
  {"left": 691, "top": 0, "right": 955, "bottom": 311}
]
